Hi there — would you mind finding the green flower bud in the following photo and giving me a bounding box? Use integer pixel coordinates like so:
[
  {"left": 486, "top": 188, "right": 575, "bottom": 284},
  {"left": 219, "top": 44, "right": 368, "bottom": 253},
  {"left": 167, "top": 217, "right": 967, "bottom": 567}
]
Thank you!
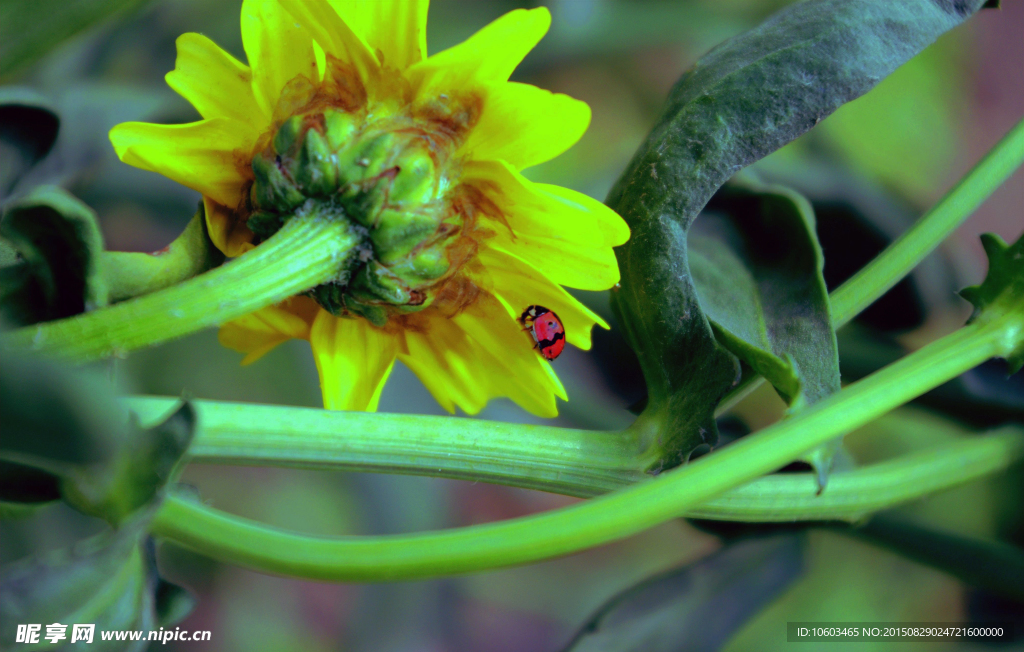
[{"left": 247, "top": 107, "right": 473, "bottom": 325}]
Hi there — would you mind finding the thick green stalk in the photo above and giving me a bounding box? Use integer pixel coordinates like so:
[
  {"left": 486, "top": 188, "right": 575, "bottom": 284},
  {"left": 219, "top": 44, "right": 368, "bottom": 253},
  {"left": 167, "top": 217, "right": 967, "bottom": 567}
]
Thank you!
[
  {"left": 128, "top": 397, "right": 650, "bottom": 497},
  {"left": 150, "top": 318, "right": 1009, "bottom": 581},
  {"left": 1, "top": 212, "right": 359, "bottom": 362},
  {"left": 130, "top": 397, "right": 1023, "bottom": 516}
]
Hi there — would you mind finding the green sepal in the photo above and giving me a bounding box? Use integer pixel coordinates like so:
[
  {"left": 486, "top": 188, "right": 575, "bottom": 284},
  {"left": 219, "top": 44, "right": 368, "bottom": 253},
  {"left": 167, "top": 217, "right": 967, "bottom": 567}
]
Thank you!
[
  {"left": 959, "top": 232, "right": 1024, "bottom": 374},
  {"left": 297, "top": 127, "right": 338, "bottom": 196},
  {"left": 350, "top": 260, "right": 412, "bottom": 306},
  {"left": 387, "top": 246, "right": 450, "bottom": 286},
  {"left": 371, "top": 208, "right": 444, "bottom": 265},
  {"left": 388, "top": 146, "right": 436, "bottom": 206},
  {"left": 343, "top": 298, "right": 388, "bottom": 327},
  {"left": 273, "top": 115, "right": 304, "bottom": 158},
  {"left": 0, "top": 185, "right": 108, "bottom": 326},
  {"left": 324, "top": 108, "right": 357, "bottom": 151},
  {"left": 100, "top": 206, "right": 225, "bottom": 302},
  {"left": 246, "top": 209, "right": 285, "bottom": 243},
  {"left": 251, "top": 153, "right": 304, "bottom": 212}
]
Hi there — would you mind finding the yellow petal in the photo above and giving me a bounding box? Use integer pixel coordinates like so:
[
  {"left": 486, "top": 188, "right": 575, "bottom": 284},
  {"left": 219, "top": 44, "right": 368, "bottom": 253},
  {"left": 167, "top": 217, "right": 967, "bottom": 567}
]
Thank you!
[
  {"left": 398, "top": 319, "right": 493, "bottom": 414},
  {"left": 165, "top": 32, "right": 266, "bottom": 124},
  {"left": 463, "top": 82, "right": 590, "bottom": 170},
  {"left": 327, "top": 0, "right": 428, "bottom": 70},
  {"left": 241, "top": 0, "right": 319, "bottom": 117},
  {"left": 464, "top": 159, "right": 628, "bottom": 245},
  {"left": 109, "top": 119, "right": 252, "bottom": 207},
  {"left": 477, "top": 245, "right": 608, "bottom": 350},
  {"left": 310, "top": 311, "right": 397, "bottom": 411},
  {"left": 462, "top": 160, "right": 627, "bottom": 290},
  {"left": 204, "top": 197, "right": 254, "bottom": 259},
  {"left": 453, "top": 293, "right": 566, "bottom": 416},
  {"left": 278, "top": 0, "right": 379, "bottom": 84},
  {"left": 408, "top": 7, "right": 550, "bottom": 94},
  {"left": 218, "top": 297, "right": 320, "bottom": 364}
]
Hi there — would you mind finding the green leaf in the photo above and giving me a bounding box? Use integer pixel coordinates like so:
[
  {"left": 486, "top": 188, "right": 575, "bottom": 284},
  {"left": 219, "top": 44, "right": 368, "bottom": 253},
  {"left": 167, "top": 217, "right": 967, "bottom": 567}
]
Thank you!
[
  {"left": 753, "top": 149, "right": 959, "bottom": 332},
  {"left": 691, "top": 179, "right": 842, "bottom": 486},
  {"left": 0, "top": 351, "right": 196, "bottom": 525},
  {"left": 101, "top": 206, "right": 226, "bottom": 302},
  {"left": 560, "top": 536, "right": 804, "bottom": 652},
  {"left": 692, "top": 179, "right": 839, "bottom": 409},
  {"left": 0, "top": 0, "right": 147, "bottom": 79},
  {"left": 0, "top": 185, "right": 108, "bottom": 326},
  {"left": 0, "top": 87, "right": 59, "bottom": 199},
  {"left": 607, "top": 0, "right": 988, "bottom": 466},
  {"left": 959, "top": 232, "right": 1024, "bottom": 374},
  {"left": 0, "top": 515, "right": 194, "bottom": 651}
]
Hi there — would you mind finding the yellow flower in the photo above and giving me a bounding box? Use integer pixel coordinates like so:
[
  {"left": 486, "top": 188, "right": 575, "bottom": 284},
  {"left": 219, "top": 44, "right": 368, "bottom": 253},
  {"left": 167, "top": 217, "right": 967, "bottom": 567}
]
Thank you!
[{"left": 109, "top": 0, "right": 629, "bottom": 417}]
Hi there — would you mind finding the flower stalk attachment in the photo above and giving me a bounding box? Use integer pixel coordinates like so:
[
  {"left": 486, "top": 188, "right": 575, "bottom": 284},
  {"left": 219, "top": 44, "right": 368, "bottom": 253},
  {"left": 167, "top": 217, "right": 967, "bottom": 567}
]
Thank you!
[{"left": 3, "top": 208, "right": 361, "bottom": 362}]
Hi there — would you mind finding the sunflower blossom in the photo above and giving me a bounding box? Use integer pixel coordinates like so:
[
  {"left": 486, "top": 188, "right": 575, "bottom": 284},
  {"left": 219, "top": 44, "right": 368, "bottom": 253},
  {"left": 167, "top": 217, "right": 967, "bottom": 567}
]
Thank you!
[{"left": 109, "top": 0, "right": 629, "bottom": 417}]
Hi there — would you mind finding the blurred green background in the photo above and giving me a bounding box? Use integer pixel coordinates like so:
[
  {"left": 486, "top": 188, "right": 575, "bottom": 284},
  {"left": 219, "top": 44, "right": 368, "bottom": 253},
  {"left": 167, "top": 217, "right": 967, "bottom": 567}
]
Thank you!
[{"left": 1, "top": 0, "right": 1022, "bottom": 650}]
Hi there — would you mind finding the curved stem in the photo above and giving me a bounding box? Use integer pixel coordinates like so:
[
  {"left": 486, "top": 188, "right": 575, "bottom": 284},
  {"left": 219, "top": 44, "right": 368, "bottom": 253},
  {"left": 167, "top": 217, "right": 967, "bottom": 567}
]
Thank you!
[
  {"left": 130, "top": 397, "right": 1024, "bottom": 517},
  {"left": 829, "top": 115, "right": 1024, "bottom": 328},
  {"left": 101, "top": 208, "right": 224, "bottom": 302},
  {"left": 2, "top": 212, "right": 359, "bottom": 362},
  {"left": 689, "top": 427, "right": 1024, "bottom": 521},
  {"left": 150, "top": 319, "right": 1007, "bottom": 581},
  {"left": 128, "top": 397, "right": 651, "bottom": 498}
]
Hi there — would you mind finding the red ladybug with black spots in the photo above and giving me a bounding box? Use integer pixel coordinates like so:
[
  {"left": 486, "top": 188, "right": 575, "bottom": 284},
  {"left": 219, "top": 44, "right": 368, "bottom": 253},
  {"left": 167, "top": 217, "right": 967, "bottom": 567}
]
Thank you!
[{"left": 518, "top": 305, "right": 566, "bottom": 361}]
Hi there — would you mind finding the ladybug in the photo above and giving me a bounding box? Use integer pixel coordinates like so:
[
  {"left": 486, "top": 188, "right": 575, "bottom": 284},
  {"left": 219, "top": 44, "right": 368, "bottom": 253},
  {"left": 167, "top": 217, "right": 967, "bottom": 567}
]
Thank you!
[{"left": 518, "top": 304, "right": 566, "bottom": 361}]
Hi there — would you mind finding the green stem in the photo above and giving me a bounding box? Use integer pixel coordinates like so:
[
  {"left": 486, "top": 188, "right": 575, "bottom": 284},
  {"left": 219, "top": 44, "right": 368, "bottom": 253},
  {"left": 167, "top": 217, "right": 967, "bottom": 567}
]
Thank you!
[
  {"left": 688, "top": 427, "right": 1024, "bottom": 521},
  {"left": 830, "top": 115, "right": 1024, "bottom": 328},
  {"left": 128, "top": 397, "right": 650, "bottom": 498},
  {"left": 716, "top": 115, "right": 1024, "bottom": 416},
  {"left": 101, "top": 209, "right": 224, "bottom": 302},
  {"left": 150, "top": 318, "right": 1008, "bottom": 581},
  {"left": 130, "top": 397, "right": 1024, "bottom": 518},
  {"left": 1, "top": 212, "right": 358, "bottom": 362}
]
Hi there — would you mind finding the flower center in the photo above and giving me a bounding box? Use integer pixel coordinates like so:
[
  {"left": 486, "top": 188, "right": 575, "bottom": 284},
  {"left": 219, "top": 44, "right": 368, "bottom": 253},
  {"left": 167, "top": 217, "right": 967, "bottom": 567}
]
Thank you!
[{"left": 247, "top": 101, "right": 481, "bottom": 327}]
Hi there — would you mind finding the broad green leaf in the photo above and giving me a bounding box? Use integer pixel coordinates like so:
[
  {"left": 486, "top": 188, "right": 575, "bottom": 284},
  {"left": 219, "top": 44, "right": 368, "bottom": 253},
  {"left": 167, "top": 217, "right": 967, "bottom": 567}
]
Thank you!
[
  {"left": 959, "top": 232, "right": 1024, "bottom": 374},
  {"left": 0, "top": 0, "right": 147, "bottom": 79},
  {"left": 101, "top": 207, "right": 225, "bottom": 303},
  {"left": 692, "top": 180, "right": 839, "bottom": 409},
  {"left": 0, "top": 88, "right": 59, "bottom": 199},
  {"left": 691, "top": 179, "right": 841, "bottom": 485},
  {"left": 560, "top": 536, "right": 804, "bottom": 652},
  {"left": 0, "top": 185, "right": 108, "bottom": 325},
  {"left": 0, "top": 351, "right": 196, "bottom": 525},
  {"left": 0, "top": 515, "right": 194, "bottom": 651},
  {"left": 607, "top": 0, "right": 989, "bottom": 466},
  {"left": 754, "top": 149, "right": 959, "bottom": 332}
]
